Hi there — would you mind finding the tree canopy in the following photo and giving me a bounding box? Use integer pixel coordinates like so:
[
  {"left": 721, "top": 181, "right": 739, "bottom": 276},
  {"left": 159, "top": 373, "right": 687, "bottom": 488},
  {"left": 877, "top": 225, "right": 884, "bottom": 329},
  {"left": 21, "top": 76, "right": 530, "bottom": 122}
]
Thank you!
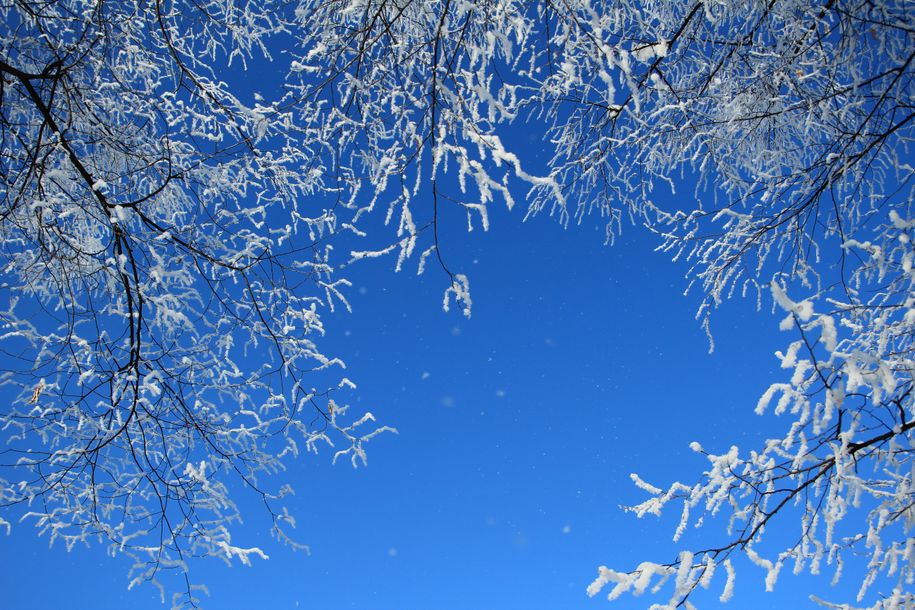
[{"left": 0, "top": 0, "right": 912, "bottom": 608}]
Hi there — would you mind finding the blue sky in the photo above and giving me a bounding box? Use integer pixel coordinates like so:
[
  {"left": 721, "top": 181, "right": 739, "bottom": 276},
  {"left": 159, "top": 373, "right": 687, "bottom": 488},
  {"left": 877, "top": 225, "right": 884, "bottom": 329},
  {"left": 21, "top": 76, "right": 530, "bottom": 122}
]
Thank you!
[
  {"left": 0, "top": 186, "right": 869, "bottom": 608},
  {"left": 0, "top": 12, "right": 884, "bottom": 606}
]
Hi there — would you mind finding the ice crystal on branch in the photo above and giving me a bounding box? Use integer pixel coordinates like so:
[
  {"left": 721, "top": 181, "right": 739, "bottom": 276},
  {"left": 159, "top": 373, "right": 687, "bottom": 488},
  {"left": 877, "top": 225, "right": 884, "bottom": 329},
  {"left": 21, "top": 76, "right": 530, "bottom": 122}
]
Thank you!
[{"left": 0, "top": 1, "right": 396, "bottom": 605}]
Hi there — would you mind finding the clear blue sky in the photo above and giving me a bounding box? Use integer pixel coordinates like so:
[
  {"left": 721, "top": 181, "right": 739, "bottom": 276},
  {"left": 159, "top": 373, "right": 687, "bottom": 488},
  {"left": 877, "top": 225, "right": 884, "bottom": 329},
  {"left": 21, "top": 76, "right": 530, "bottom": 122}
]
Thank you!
[
  {"left": 0, "top": 187, "right": 866, "bottom": 608},
  {"left": 0, "top": 23, "right": 873, "bottom": 608}
]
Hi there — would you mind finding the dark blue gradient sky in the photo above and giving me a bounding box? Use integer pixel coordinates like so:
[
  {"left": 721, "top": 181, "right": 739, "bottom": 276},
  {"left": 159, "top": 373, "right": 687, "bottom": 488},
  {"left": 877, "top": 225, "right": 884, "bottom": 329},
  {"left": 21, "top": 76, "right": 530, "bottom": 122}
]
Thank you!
[{"left": 0, "top": 187, "right": 866, "bottom": 609}]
